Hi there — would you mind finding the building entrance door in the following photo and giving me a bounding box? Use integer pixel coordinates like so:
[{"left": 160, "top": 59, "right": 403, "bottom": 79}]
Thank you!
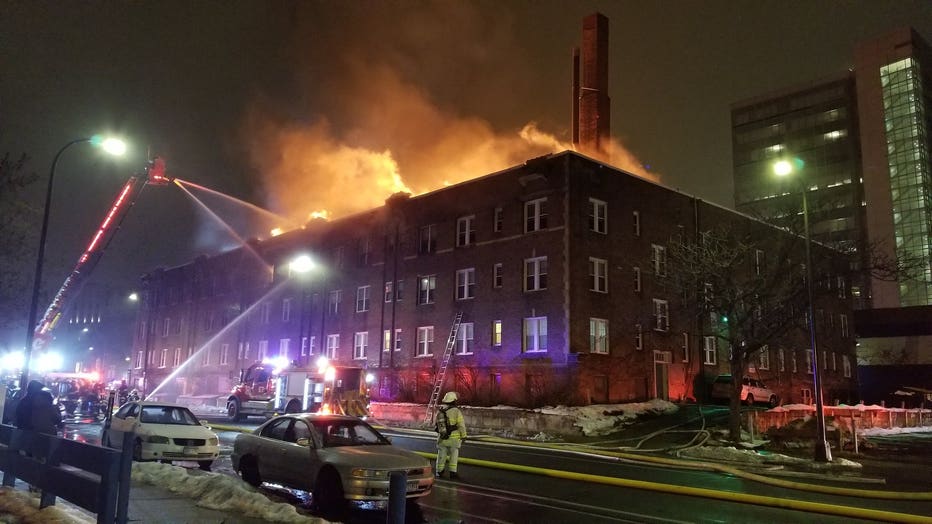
[{"left": 653, "top": 351, "right": 671, "bottom": 400}]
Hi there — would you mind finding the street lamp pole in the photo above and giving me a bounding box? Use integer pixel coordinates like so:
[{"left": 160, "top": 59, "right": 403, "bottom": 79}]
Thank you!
[
  {"left": 775, "top": 158, "right": 831, "bottom": 462},
  {"left": 21, "top": 136, "right": 126, "bottom": 388}
]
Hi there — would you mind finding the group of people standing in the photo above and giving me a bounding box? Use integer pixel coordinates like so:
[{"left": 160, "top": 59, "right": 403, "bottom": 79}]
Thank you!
[{"left": 13, "top": 380, "right": 63, "bottom": 435}]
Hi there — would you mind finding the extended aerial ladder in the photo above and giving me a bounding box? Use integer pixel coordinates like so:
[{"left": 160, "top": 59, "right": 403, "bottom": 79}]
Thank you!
[
  {"left": 33, "top": 158, "right": 172, "bottom": 347},
  {"left": 424, "top": 311, "right": 463, "bottom": 424}
]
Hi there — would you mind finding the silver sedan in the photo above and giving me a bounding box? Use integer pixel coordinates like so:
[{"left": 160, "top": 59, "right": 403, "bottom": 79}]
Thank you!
[{"left": 231, "top": 413, "right": 433, "bottom": 512}]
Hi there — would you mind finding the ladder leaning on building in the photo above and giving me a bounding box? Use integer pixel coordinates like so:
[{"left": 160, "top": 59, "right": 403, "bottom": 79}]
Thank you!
[{"left": 424, "top": 312, "right": 463, "bottom": 425}]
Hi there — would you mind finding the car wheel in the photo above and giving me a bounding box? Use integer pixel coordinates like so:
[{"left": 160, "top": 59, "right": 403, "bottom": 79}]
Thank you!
[
  {"left": 133, "top": 439, "right": 143, "bottom": 462},
  {"left": 285, "top": 400, "right": 301, "bottom": 414},
  {"left": 313, "top": 468, "right": 346, "bottom": 514},
  {"left": 745, "top": 393, "right": 754, "bottom": 406},
  {"left": 227, "top": 399, "right": 245, "bottom": 422},
  {"left": 240, "top": 457, "right": 261, "bottom": 487},
  {"left": 768, "top": 395, "right": 778, "bottom": 408},
  {"left": 198, "top": 460, "right": 213, "bottom": 472}
]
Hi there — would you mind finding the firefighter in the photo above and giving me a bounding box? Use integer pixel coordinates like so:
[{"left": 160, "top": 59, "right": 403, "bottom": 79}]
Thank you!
[{"left": 434, "top": 391, "right": 467, "bottom": 480}]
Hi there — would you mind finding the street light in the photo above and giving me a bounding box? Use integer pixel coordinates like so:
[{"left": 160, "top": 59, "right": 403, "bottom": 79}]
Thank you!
[
  {"left": 21, "top": 135, "right": 127, "bottom": 388},
  {"left": 774, "top": 158, "right": 832, "bottom": 462}
]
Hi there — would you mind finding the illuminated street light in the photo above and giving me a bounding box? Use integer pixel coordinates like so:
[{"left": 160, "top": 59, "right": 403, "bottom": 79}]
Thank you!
[
  {"left": 288, "top": 254, "right": 316, "bottom": 274},
  {"left": 128, "top": 292, "right": 139, "bottom": 301},
  {"left": 21, "top": 135, "right": 127, "bottom": 388},
  {"left": 774, "top": 157, "right": 832, "bottom": 463}
]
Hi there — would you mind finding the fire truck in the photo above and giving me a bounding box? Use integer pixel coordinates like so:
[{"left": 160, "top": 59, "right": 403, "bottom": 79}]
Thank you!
[{"left": 225, "top": 358, "right": 369, "bottom": 422}]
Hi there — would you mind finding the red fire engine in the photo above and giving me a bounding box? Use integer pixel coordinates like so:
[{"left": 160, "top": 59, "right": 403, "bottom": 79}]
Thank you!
[{"left": 225, "top": 357, "right": 369, "bottom": 422}]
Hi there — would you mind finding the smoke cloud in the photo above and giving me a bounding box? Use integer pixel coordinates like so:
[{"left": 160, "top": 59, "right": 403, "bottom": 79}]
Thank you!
[{"left": 240, "top": 4, "right": 658, "bottom": 225}]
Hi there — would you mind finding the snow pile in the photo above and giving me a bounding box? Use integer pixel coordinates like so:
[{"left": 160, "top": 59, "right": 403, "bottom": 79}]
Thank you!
[
  {"left": 0, "top": 487, "right": 93, "bottom": 524},
  {"left": 859, "top": 426, "right": 932, "bottom": 437},
  {"left": 679, "top": 446, "right": 862, "bottom": 469},
  {"left": 539, "top": 399, "right": 679, "bottom": 437},
  {"left": 131, "top": 462, "right": 325, "bottom": 523}
]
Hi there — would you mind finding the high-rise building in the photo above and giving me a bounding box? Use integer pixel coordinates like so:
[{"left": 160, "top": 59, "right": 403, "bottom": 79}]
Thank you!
[{"left": 731, "top": 27, "right": 932, "bottom": 309}]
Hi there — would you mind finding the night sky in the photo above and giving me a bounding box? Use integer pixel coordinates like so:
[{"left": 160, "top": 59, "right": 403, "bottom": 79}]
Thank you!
[{"left": 2, "top": 1, "right": 931, "bottom": 345}]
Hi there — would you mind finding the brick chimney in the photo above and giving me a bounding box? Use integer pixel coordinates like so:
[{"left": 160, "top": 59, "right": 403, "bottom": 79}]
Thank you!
[{"left": 572, "top": 13, "right": 611, "bottom": 156}]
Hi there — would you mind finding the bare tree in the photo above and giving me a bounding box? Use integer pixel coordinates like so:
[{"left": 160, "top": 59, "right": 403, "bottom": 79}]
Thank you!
[
  {"left": 0, "top": 154, "right": 38, "bottom": 348},
  {"left": 664, "top": 222, "right": 824, "bottom": 441}
]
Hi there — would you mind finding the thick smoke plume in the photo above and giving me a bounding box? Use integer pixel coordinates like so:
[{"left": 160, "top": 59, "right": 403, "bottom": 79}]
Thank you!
[{"left": 241, "top": 5, "right": 658, "bottom": 225}]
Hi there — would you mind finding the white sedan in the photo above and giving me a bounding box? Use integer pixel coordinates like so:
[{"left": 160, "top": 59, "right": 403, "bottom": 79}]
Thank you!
[
  {"left": 232, "top": 414, "right": 433, "bottom": 513},
  {"left": 101, "top": 401, "right": 220, "bottom": 470}
]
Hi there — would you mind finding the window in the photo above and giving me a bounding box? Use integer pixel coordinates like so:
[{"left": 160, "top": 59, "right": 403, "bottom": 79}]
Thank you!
[
  {"left": 258, "top": 340, "right": 269, "bottom": 361},
  {"left": 492, "top": 320, "right": 502, "bottom": 347},
  {"left": 681, "top": 332, "right": 690, "bottom": 362},
  {"left": 778, "top": 348, "right": 786, "bottom": 372},
  {"left": 840, "top": 314, "right": 849, "bottom": 338},
  {"left": 703, "top": 336, "right": 717, "bottom": 365},
  {"left": 633, "top": 267, "right": 641, "bottom": 292},
  {"left": 493, "top": 263, "right": 503, "bottom": 288},
  {"left": 261, "top": 302, "right": 271, "bottom": 324},
  {"left": 358, "top": 237, "right": 370, "bottom": 266},
  {"left": 456, "top": 268, "right": 476, "bottom": 300},
  {"left": 201, "top": 346, "right": 211, "bottom": 366},
  {"left": 334, "top": 246, "right": 344, "bottom": 268},
  {"left": 525, "top": 198, "right": 548, "bottom": 232},
  {"left": 805, "top": 349, "right": 814, "bottom": 374},
  {"left": 281, "top": 298, "right": 292, "bottom": 322},
  {"left": 384, "top": 281, "right": 393, "bottom": 302},
  {"left": 417, "top": 275, "right": 436, "bottom": 304},
  {"left": 395, "top": 280, "right": 404, "bottom": 301},
  {"left": 172, "top": 348, "right": 182, "bottom": 367},
  {"left": 326, "top": 334, "right": 339, "bottom": 359},
  {"left": 837, "top": 276, "right": 846, "bottom": 298},
  {"left": 136, "top": 351, "right": 144, "bottom": 369},
  {"left": 523, "top": 317, "right": 547, "bottom": 353},
  {"left": 162, "top": 318, "right": 170, "bottom": 337},
  {"left": 589, "top": 257, "right": 608, "bottom": 293},
  {"left": 383, "top": 329, "right": 402, "bottom": 351},
  {"left": 456, "top": 323, "right": 474, "bottom": 354},
  {"left": 493, "top": 207, "right": 503, "bottom": 233},
  {"left": 822, "top": 349, "right": 828, "bottom": 371},
  {"left": 307, "top": 336, "right": 317, "bottom": 356},
  {"left": 159, "top": 349, "right": 168, "bottom": 368},
  {"left": 524, "top": 257, "right": 548, "bottom": 291},
  {"left": 279, "top": 338, "right": 291, "bottom": 358},
  {"left": 651, "top": 244, "right": 667, "bottom": 276},
  {"left": 791, "top": 350, "right": 798, "bottom": 373},
  {"left": 220, "top": 344, "right": 230, "bottom": 365},
  {"left": 589, "top": 198, "right": 607, "bottom": 233},
  {"left": 843, "top": 355, "right": 851, "bottom": 377},
  {"left": 457, "top": 216, "right": 476, "bottom": 246},
  {"left": 353, "top": 332, "right": 368, "bottom": 360},
  {"left": 633, "top": 211, "right": 640, "bottom": 237},
  {"left": 755, "top": 249, "right": 765, "bottom": 276},
  {"left": 418, "top": 224, "right": 437, "bottom": 254},
  {"left": 356, "top": 285, "right": 371, "bottom": 312},
  {"left": 328, "top": 290, "right": 342, "bottom": 314},
  {"left": 653, "top": 299, "right": 669, "bottom": 331},
  {"left": 301, "top": 337, "right": 309, "bottom": 356},
  {"left": 635, "top": 324, "right": 642, "bottom": 350},
  {"left": 831, "top": 351, "right": 837, "bottom": 371},
  {"left": 759, "top": 345, "right": 770, "bottom": 370},
  {"left": 589, "top": 318, "right": 608, "bottom": 354},
  {"left": 417, "top": 326, "right": 434, "bottom": 356}
]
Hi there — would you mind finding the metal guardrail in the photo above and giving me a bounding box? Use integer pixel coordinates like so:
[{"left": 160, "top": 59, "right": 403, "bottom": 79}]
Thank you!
[{"left": 0, "top": 424, "right": 133, "bottom": 524}]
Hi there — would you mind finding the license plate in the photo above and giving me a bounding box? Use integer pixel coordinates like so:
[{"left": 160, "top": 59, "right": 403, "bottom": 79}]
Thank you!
[
  {"left": 183, "top": 447, "right": 197, "bottom": 455},
  {"left": 406, "top": 480, "right": 420, "bottom": 491}
]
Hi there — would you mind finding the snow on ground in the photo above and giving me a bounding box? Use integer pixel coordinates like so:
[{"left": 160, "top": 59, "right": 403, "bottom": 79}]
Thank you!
[
  {"left": 538, "top": 399, "right": 679, "bottom": 436},
  {"left": 859, "top": 425, "right": 932, "bottom": 437},
  {"left": 678, "top": 445, "right": 862, "bottom": 469},
  {"left": 0, "top": 463, "right": 328, "bottom": 524},
  {"left": 131, "top": 462, "right": 326, "bottom": 523}
]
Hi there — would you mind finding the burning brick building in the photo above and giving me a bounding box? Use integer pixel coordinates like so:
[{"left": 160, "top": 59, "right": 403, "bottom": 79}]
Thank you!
[{"left": 133, "top": 151, "right": 858, "bottom": 408}]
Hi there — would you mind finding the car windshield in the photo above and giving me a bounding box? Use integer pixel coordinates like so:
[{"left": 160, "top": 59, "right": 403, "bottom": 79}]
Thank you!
[
  {"left": 139, "top": 406, "right": 200, "bottom": 425},
  {"left": 311, "top": 419, "right": 390, "bottom": 447}
]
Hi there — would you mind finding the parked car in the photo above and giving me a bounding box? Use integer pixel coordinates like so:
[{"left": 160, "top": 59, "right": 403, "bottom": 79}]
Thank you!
[
  {"left": 232, "top": 413, "right": 433, "bottom": 513},
  {"left": 711, "top": 375, "right": 779, "bottom": 407},
  {"left": 101, "top": 401, "right": 219, "bottom": 470}
]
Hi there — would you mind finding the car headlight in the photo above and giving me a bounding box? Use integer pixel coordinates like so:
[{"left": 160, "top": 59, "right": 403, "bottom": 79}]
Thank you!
[
  {"left": 208, "top": 437, "right": 218, "bottom": 446},
  {"left": 146, "top": 435, "right": 170, "bottom": 444},
  {"left": 351, "top": 468, "right": 389, "bottom": 479}
]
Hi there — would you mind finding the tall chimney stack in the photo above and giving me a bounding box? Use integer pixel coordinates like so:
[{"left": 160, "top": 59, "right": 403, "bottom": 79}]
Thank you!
[{"left": 572, "top": 13, "right": 611, "bottom": 156}]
